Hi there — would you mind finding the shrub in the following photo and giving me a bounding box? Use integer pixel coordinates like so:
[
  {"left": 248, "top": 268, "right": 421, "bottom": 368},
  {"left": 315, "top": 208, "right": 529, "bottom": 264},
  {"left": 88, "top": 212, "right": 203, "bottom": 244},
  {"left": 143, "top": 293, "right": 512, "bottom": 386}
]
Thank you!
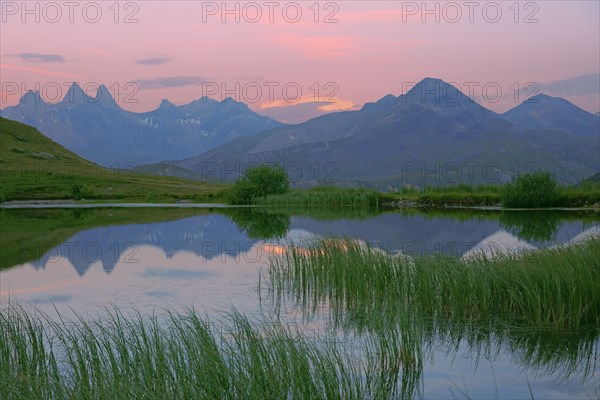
[
  {"left": 229, "top": 165, "right": 289, "bottom": 204},
  {"left": 70, "top": 184, "right": 94, "bottom": 200},
  {"left": 501, "top": 171, "right": 561, "bottom": 208}
]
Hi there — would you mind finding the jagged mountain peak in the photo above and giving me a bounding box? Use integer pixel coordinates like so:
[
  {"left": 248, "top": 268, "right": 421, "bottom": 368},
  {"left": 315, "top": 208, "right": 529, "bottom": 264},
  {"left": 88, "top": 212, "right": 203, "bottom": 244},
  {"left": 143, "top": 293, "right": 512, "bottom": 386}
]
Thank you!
[
  {"left": 95, "top": 84, "right": 117, "bottom": 106},
  {"left": 221, "top": 96, "right": 249, "bottom": 109},
  {"left": 194, "top": 95, "right": 217, "bottom": 104},
  {"left": 18, "top": 90, "right": 45, "bottom": 105},
  {"left": 159, "top": 99, "right": 176, "bottom": 109},
  {"left": 1, "top": 83, "right": 283, "bottom": 166},
  {"left": 63, "top": 82, "right": 87, "bottom": 103},
  {"left": 60, "top": 83, "right": 117, "bottom": 106}
]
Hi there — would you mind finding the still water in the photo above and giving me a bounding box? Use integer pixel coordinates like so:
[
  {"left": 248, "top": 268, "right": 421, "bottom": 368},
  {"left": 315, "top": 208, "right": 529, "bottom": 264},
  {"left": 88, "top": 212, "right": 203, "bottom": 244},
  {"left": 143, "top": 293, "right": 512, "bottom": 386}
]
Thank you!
[{"left": 1, "top": 207, "right": 599, "bottom": 398}]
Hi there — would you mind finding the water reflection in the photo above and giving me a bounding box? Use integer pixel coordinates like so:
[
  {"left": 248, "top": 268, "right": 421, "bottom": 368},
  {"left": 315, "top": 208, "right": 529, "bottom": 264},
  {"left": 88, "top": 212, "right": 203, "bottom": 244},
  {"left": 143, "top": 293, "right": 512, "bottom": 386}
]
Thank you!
[
  {"left": 499, "top": 211, "right": 562, "bottom": 242},
  {"left": 221, "top": 208, "right": 290, "bottom": 239},
  {"left": 27, "top": 213, "right": 257, "bottom": 275},
  {"left": 1, "top": 207, "right": 598, "bottom": 399},
  {"left": 1, "top": 209, "right": 598, "bottom": 276}
]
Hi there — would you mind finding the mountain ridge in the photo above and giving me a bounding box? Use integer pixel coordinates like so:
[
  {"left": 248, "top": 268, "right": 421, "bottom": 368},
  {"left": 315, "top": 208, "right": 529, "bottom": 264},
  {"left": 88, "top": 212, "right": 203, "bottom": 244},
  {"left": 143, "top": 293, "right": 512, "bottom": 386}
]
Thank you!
[
  {"left": 170, "top": 78, "right": 599, "bottom": 187},
  {"left": 1, "top": 83, "right": 283, "bottom": 166}
]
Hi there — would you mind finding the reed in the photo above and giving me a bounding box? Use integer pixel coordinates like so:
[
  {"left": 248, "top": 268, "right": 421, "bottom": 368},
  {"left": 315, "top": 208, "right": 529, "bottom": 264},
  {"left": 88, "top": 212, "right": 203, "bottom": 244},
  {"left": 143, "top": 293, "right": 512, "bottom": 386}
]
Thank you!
[
  {"left": 268, "top": 237, "right": 600, "bottom": 333},
  {"left": 253, "top": 187, "right": 382, "bottom": 208},
  {"left": 0, "top": 305, "right": 415, "bottom": 399}
]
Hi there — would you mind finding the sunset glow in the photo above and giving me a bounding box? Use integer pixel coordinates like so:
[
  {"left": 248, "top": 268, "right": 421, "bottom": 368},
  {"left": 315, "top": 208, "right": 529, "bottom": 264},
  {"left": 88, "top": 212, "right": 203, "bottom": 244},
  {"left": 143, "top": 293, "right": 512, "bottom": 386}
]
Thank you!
[{"left": 1, "top": 1, "right": 598, "bottom": 123}]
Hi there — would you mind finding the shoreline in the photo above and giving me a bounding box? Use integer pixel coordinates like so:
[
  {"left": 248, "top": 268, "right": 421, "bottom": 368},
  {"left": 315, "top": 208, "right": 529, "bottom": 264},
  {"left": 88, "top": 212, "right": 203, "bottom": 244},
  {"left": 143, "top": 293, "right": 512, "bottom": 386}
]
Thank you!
[
  {"left": 0, "top": 200, "right": 237, "bottom": 209},
  {"left": 1, "top": 199, "right": 599, "bottom": 211}
]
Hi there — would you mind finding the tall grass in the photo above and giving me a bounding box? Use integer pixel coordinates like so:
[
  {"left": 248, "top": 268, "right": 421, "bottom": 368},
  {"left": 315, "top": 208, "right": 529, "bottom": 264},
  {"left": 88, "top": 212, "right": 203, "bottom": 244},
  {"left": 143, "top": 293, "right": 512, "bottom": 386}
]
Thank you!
[
  {"left": 396, "top": 183, "right": 502, "bottom": 195},
  {"left": 0, "top": 305, "right": 417, "bottom": 399},
  {"left": 391, "top": 181, "right": 600, "bottom": 208},
  {"left": 253, "top": 187, "right": 382, "bottom": 208},
  {"left": 266, "top": 238, "right": 600, "bottom": 384},
  {"left": 268, "top": 237, "right": 600, "bottom": 332}
]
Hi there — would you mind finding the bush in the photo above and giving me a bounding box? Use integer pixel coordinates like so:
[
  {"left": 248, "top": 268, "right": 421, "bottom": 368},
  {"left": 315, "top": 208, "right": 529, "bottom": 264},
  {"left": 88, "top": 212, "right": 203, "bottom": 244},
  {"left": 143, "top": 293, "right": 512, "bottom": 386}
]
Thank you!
[
  {"left": 229, "top": 165, "right": 289, "bottom": 204},
  {"left": 501, "top": 171, "right": 561, "bottom": 208},
  {"left": 70, "top": 184, "right": 95, "bottom": 200}
]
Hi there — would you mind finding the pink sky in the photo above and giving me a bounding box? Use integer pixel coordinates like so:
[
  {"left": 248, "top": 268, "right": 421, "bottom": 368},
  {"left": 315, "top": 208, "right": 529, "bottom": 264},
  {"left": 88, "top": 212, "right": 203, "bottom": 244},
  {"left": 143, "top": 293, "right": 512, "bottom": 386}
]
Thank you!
[{"left": 1, "top": 1, "right": 599, "bottom": 123}]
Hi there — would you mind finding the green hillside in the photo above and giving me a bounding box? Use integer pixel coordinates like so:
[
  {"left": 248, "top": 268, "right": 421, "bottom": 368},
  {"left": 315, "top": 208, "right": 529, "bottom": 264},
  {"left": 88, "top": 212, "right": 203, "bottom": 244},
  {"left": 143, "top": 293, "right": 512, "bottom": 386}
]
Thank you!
[
  {"left": 0, "top": 118, "right": 226, "bottom": 202},
  {"left": 578, "top": 172, "right": 600, "bottom": 188}
]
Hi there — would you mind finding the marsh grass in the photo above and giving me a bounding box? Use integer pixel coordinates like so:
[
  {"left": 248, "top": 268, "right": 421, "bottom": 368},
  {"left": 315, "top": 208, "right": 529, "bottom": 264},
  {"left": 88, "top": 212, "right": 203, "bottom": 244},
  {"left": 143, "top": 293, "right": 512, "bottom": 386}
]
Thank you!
[
  {"left": 253, "top": 187, "right": 382, "bottom": 208},
  {"left": 0, "top": 305, "right": 420, "bottom": 399},
  {"left": 391, "top": 182, "right": 600, "bottom": 208},
  {"left": 267, "top": 237, "right": 600, "bottom": 383},
  {"left": 269, "top": 238, "right": 600, "bottom": 330}
]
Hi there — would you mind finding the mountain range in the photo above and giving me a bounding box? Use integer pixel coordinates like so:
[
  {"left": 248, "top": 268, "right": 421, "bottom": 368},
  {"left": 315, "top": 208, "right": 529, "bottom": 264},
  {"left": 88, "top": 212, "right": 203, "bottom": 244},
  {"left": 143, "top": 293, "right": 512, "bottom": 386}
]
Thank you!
[
  {"left": 171, "top": 78, "right": 600, "bottom": 187},
  {"left": 0, "top": 83, "right": 282, "bottom": 166},
  {"left": 2, "top": 78, "right": 598, "bottom": 187}
]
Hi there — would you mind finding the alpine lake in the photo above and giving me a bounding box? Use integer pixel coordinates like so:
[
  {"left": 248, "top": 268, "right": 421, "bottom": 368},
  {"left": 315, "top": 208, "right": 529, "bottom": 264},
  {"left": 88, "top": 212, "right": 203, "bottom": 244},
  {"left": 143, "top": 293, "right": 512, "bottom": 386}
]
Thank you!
[{"left": 1, "top": 206, "right": 599, "bottom": 399}]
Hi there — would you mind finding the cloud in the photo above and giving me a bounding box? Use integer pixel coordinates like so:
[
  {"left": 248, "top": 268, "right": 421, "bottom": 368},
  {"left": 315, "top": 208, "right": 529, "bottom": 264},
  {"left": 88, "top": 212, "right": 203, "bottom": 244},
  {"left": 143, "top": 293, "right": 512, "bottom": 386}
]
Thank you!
[
  {"left": 29, "top": 294, "right": 73, "bottom": 305},
  {"left": 260, "top": 95, "right": 355, "bottom": 112},
  {"left": 273, "top": 35, "right": 357, "bottom": 58},
  {"left": 539, "top": 73, "right": 600, "bottom": 97},
  {"left": 0, "top": 64, "right": 83, "bottom": 79},
  {"left": 258, "top": 97, "right": 359, "bottom": 124},
  {"left": 232, "top": 75, "right": 265, "bottom": 82},
  {"left": 136, "top": 76, "right": 208, "bottom": 89},
  {"left": 342, "top": 9, "right": 406, "bottom": 22},
  {"left": 12, "top": 53, "right": 65, "bottom": 63},
  {"left": 86, "top": 48, "right": 109, "bottom": 57},
  {"left": 136, "top": 57, "right": 172, "bottom": 66}
]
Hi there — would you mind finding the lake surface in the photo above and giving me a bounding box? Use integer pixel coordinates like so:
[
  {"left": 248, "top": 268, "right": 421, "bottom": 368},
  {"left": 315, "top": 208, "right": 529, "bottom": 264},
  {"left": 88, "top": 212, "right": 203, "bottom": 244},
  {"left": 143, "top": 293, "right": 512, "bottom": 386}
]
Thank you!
[{"left": 1, "top": 207, "right": 599, "bottom": 399}]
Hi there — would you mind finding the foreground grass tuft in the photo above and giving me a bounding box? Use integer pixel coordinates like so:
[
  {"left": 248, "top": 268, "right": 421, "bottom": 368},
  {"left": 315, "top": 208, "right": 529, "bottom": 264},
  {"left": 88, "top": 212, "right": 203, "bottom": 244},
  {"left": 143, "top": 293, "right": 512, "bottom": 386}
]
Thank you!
[{"left": 0, "top": 305, "right": 412, "bottom": 399}]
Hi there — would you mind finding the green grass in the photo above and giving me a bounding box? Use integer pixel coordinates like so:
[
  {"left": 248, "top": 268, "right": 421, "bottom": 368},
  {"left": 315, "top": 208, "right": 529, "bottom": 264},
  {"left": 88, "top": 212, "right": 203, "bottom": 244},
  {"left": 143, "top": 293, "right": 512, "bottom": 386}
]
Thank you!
[
  {"left": 253, "top": 187, "right": 384, "bottom": 208},
  {"left": 559, "top": 186, "right": 600, "bottom": 207},
  {"left": 391, "top": 183, "right": 502, "bottom": 206},
  {"left": 576, "top": 172, "right": 600, "bottom": 189},
  {"left": 0, "top": 305, "right": 411, "bottom": 399},
  {"left": 389, "top": 182, "right": 600, "bottom": 208},
  {"left": 268, "top": 237, "right": 600, "bottom": 332},
  {"left": 0, "top": 118, "right": 227, "bottom": 203},
  {"left": 266, "top": 237, "right": 600, "bottom": 386}
]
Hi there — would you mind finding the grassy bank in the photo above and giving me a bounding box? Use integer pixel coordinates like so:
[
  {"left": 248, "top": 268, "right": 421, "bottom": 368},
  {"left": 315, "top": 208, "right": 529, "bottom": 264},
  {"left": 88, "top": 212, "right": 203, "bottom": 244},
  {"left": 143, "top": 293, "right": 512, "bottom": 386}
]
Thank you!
[
  {"left": 0, "top": 305, "right": 408, "bottom": 399},
  {"left": 389, "top": 182, "right": 600, "bottom": 208},
  {"left": 388, "top": 184, "right": 501, "bottom": 207},
  {"left": 0, "top": 118, "right": 226, "bottom": 203},
  {"left": 268, "top": 237, "right": 600, "bottom": 332},
  {"left": 253, "top": 187, "right": 384, "bottom": 208}
]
